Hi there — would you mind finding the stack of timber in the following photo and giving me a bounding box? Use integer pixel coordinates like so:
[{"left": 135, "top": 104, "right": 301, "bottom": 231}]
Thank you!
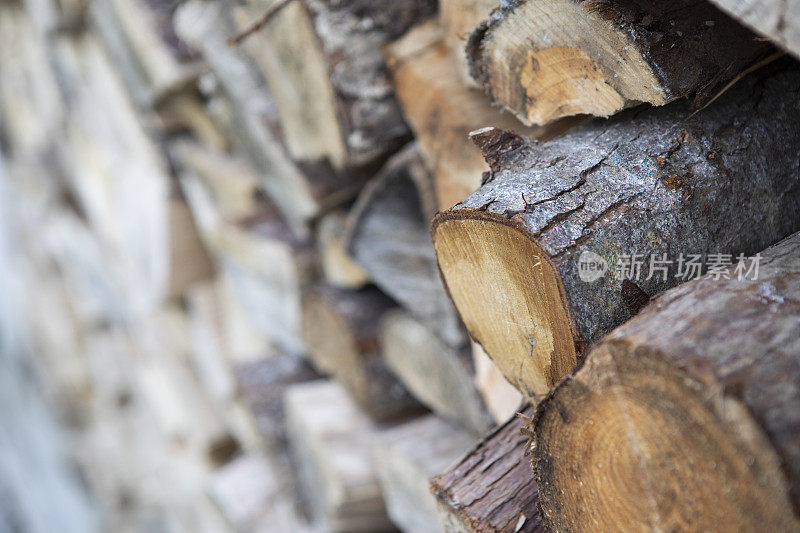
[{"left": 3, "top": 0, "right": 800, "bottom": 531}]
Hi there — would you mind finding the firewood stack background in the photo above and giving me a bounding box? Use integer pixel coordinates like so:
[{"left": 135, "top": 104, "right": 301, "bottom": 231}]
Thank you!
[{"left": 1, "top": 0, "right": 799, "bottom": 531}]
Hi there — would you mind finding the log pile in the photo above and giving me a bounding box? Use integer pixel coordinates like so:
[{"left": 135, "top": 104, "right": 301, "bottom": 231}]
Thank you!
[{"left": 2, "top": 0, "right": 800, "bottom": 531}]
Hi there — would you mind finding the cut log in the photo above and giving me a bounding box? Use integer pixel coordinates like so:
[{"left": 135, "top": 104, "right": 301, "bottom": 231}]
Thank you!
[
  {"left": 531, "top": 231, "right": 800, "bottom": 532},
  {"left": 386, "top": 20, "right": 577, "bottom": 209},
  {"left": 379, "top": 310, "right": 492, "bottom": 435},
  {"left": 346, "top": 144, "right": 465, "bottom": 347},
  {"left": 301, "top": 285, "right": 423, "bottom": 421},
  {"left": 467, "top": 0, "right": 773, "bottom": 125},
  {"left": 174, "top": 0, "right": 336, "bottom": 236},
  {"left": 439, "top": 0, "right": 498, "bottom": 87},
  {"left": 236, "top": 0, "right": 435, "bottom": 173},
  {"left": 373, "top": 414, "right": 475, "bottom": 533},
  {"left": 707, "top": 0, "right": 800, "bottom": 59},
  {"left": 284, "top": 380, "right": 395, "bottom": 532},
  {"left": 316, "top": 210, "right": 369, "bottom": 290},
  {"left": 431, "top": 406, "right": 543, "bottom": 533},
  {"left": 167, "top": 194, "right": 216, "bottom": 299},
  {"left": 471, "top": 342, "right": 523, "bottom": 425},
  {"left": 433, "top": 63, "right": 800, "bottom": 400}
]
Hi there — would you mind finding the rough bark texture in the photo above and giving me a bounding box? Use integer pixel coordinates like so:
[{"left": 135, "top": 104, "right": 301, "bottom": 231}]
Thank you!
[
  {"left": 386, "top": 20, "right": 576, "bottom": 209},
  {"left": 301, "top": 285, "right": 424, "bottom": 421},
  {"left": 284, "top": 380, "right": 395, "bottom": 532},
  {"left": 467, "top": 0, "right": 773, "bottom": 125},
  {"left": 379, "top": 310, "right": 492, "bottom": 436},
  {"left": 347, "top": 144, "right": 466, "bottom": 347},
  {"left": 373, "top": 414, "right": 475, "bottom": 533},
  {"left": 431, "top": 406, "right": 544, "bottom": 533},
  {"left": 708, "top": 0, "right": 800, "bottom": 59},
  {"left": 433, "top": 63, "right": 800, "bottom": 400},
  {"left": 240, "top": 0, "right": 436, "bottom": 172},
  {"left": 532, "top": 231, "right": 800, "bottom": 532}
]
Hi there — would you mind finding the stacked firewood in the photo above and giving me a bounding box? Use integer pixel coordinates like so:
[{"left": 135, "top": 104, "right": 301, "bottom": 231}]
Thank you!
[{"left": 2, "top": 0, "right": 800, "bottom": 531}]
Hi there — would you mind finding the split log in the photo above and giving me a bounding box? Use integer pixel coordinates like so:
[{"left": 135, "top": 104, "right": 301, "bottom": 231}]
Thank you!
[
  {"left": 173, "top": 140, "right": 315, "bottom": 353},
  {"left": 708, "top": 0, "right": 800, "bottom": 59},
  {"left": 236, "top": 0, "right": 435, "bottom": 173},
  {"left": 175, "top": 0, "right": 335, "bottom": 236},
  {"left": 466, "top": 0, "right": 773, "bottom": 125},
  {"left": 167, "top": 194, "right": 216, "bottom": 299},
  {"left": 284, "top": 380, "right": 395, "bottom": 532},
  {"left": 316, "top": 210, "right": 369, "bottom": 289},
  {"left": 439, "top": 0, "right": 498, "bottom": 86},
  {"left": 385, "top": 21, "right": 576, "bottom": 209},
  {"left": 471, "top": 342, "right": 523, "bottom": 425},
  {"left": 531, "top": 231, "right": 800, "bottom": 531},
  {"left": 373, "top": 415, "right": 475, "bottom": 533},
  {"left": 301, "top": 285, "right": 423, "bottom": 421},
  {"left": 90, "top": 0, "right": 199, "bottom": 106},
  {"left": 380, "top": 310, "right": 492, "bottom": 435},
  {"left": 431, "top": 406, "right": 543, "bottom": 533},
  {"left": 433, "top": 63, "right": 800, "bottom": 400},
  {"left": 346, "top": 144, "right": 465, "bottom": 347}
]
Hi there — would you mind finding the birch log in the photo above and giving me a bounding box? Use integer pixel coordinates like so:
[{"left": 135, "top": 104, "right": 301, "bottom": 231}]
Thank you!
[
  {"left": 433, "top": 64, "right": 800, "bottom": 400},
  {"left": 346, "top": 144, "right": 465, "bottom": 347},
  {"left": 467, "top": 0, "right": 772, "bottom": 125},
  {"left": 431, "top": 406, "right": 544, "bottom": 533},
  {"left": 531, "top": 231, "right": 800, "bottom": 532}
]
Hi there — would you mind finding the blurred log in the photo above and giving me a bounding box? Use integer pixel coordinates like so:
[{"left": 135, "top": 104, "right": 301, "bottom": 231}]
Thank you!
[
  {"left": 431, "top": 406, "right": 543, "bottom": 533},
  {"left": 285, "top": 380, "right": 395, "bottom": 532},
  {"left": 532, "top": 232, "right": 800, "bottom": 531},
  {"left": 175, "top": 0, "right": 330, "bottom": 236},
  {"left": 317, "top": 210, "right": 369, "bottom": 289},
  {"left": 373, "top": 415, "right": 475, "bottom": 533},
  {"left": 379, "top": 310, "right": 491, "bottom": 435},
  {"left": 386, "top": 21, "right": 576, "bottom": 209},
  {"left": 173, "top": 140, "right": 315, "bottom": 353},
  {"left": 433, "top": 64, "right": 800, "bottom": 400},
  {"left": 470, "top": 342, "right": 523, "bottom": 425},
  {"left": 708, "top": 0, "right": 800, "bottom": 59},
  {"left": 346, "top": 144, "right": 464, "bottom": 346},
  {"left": 440, "top": 0, "right": 497, "bottom": 86},
  {"left": 467, "top": 0, "right": 772, "bottom": 125},
  {"left": 236, "top": 0, "right": 435, "bottom": 173},
  {"left": 167, "top": 194, "right": 216, "bottom": 299},
  {"left": 301, "top": 285, "right": 423, "bottom": 421}
]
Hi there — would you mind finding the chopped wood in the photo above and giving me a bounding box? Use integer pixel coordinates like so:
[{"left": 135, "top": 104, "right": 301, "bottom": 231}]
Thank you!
[
  {"left": 386, "top": 20, "right": 578, "bottom": 209},
  {"left": 532, "top": 231, "right": 800, "bottom": 531},
  {"left": 284, "top": 380, "right": 395, "bottom": 532},
  {"left": 470, "top": 342, "right": 523, "bottom": 425},
  {"left": 167, "top": 196, "right": 216, "bottom": 299},
  {"left": 439, "top": 0, "right": 498, "bottom": 87},
  {"left": 235, "top": 0, "right": 435, "bottom": 173},
  {"left": 316, "top": 210, "right": 369, "bottom": 290},
  {"left": 431, "top": 406, "right": 544, "bottom": 533},
  {"left": 373, "top": 414, "right": 475, "bottom": 533},
  {"left": 380, "top": 310, "right": 492, "bottom": 436},
  {"left": 467, "top": 0, "right": 773, "bottom": 125},
  {"left": 301, "top": 285, "right": 424, "bottom": 421},
  {"left": 346, "top": 144, "right": 465, "bottom": 347},
  {"left": 433, "top": 63, "right": 800, "bottom": 401}
]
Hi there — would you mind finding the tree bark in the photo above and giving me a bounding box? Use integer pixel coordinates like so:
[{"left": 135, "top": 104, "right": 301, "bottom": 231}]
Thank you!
[
  {"left": 300, "top": 285, "right": 424, "bottom": 421},
  {"left": 237, "top": 0, "right": 435, "bottom": 173},
  {"left": 379, "top": 310, "right": 492, "bottom": 435},
  {"left": 373, "top": 414, "right": 475, "bottom": 533},
  {"left": 433, "top": 64, "right": 800, "bottom": 401},
  {"left": 386, "top": 20, "right": 575, "bottom": 209},
  {"left": 532, "top": 231, "right": 800, "bottom": 532},
  {"left": 430, "top": 405, "right": 544, "bottom": 533},
  {"left": 346, "top": 143, "right": 466, "bottom": 347},
  {"left": 467, "top": 0, "right": 773, "bottom": 125},
  {"left": 707, "top": 0, "right": 800, "bottom": 59}
]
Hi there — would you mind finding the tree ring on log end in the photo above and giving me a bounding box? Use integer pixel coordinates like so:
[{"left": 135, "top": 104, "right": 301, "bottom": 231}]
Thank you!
[
  {"left": 433, "top": 212, "right": 578, "bottom": 400},
  {"left": 532, "top": 342, "right": 799, "bottom": 532}
]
